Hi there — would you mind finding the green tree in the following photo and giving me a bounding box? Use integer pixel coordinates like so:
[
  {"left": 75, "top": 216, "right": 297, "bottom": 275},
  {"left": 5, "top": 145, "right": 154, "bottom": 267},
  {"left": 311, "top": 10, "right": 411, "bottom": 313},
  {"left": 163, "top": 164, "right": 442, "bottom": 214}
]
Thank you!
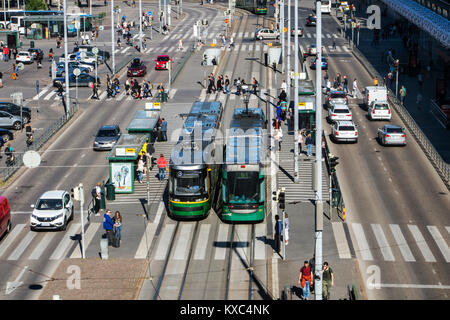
[{"left": 25, "top": 0, "right": 48, "bottom": 11}]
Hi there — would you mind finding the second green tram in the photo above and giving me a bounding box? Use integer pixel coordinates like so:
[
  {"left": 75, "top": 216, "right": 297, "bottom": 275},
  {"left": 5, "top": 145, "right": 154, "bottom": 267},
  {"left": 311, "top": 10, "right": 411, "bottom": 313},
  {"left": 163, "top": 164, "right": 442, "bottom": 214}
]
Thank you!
[
  {"left": 168, "top": 101, "right": 223, "bottom": 220},
  {"left": 221, "top": 108, "right": 267, "bottom": 223},
  {"left": 236, "top": 0, "right": 268, "bottom": 15}
]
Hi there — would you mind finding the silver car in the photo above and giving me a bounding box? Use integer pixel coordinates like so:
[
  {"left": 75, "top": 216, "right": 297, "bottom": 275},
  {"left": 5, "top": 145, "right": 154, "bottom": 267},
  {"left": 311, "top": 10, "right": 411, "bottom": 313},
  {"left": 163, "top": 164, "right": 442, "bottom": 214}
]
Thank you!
[
  {"left": 328, "top": 104, "right": 352, "bottom": 122},
  {"left": 93, "top": 125, "right": 121, "bottom": 151},
  {"left": 326, "top": 90, "right": 348, "bottom": 109},
  {"left": 332, "top": 120, "right": 358, "bottom": 143},
  {"left": 377, "top": 125, "right": 406, "bottom": 146},
  {"left": 255, "top": 28, "right": 279, "bottom": 40},
  {"left": 0, "top": 110, "right": 23, "bottom": 130}
]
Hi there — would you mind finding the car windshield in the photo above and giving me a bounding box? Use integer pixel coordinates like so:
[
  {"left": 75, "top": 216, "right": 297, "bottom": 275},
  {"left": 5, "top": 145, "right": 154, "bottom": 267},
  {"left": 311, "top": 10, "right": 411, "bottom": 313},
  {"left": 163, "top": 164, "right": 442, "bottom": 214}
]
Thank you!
[
  {"left": 386, "top": 127, "right": 403, "bottom": 133},
  {"left": 158, "top": 56, "right": 169, "bottom": 62},
  {"left": 130, "top": 62, "right": 142, "bottom": 68},
  {"left": 331, "top": 93, "right": 346, "bottom": 99},
  {"left": 339, "top": 126, "right": 355, "bottom": 131},
  {"left": 334, "top": 108, "right": 349, "bottom": 113},
  {"left": 173, "top": 171, "right": 205, "bottom": 196},
  {"left": 375, "top": 104, "right": 389, "bottom": 110},
  {"left": 227, "top": 171, "right": 260, "bottom": 203},
  {"left": 36, "top": 199, "right": 63, "bottom": 210},
  {"left": 97, "top": 129, "right": 117, "bottom": 137}
]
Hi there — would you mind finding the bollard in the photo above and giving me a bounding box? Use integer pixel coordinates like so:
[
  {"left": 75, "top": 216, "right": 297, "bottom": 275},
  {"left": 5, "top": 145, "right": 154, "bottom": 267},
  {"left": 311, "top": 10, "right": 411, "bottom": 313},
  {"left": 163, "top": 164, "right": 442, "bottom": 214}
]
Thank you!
[{"left": 100, "top": 238, "right": 109, "bottom": 259}]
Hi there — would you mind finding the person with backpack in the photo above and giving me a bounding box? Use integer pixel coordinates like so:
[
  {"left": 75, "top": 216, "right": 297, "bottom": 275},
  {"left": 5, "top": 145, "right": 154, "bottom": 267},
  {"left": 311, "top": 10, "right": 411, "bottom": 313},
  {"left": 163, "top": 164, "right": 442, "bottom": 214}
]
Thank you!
[
  {"left": 298, "top": 260, "right": 313, "bottom": 300},
  {"left": 103, "top": 209, "right": 114, "bottom": 246},
  {"left": 92, "top": 182, "right": 102, "bottom": 215},
  {"left": 322, "top": 262, "right": 334, "bottom": 300},
  {"left": 112, "top": 211, "right": 122, "bottom": 247}
]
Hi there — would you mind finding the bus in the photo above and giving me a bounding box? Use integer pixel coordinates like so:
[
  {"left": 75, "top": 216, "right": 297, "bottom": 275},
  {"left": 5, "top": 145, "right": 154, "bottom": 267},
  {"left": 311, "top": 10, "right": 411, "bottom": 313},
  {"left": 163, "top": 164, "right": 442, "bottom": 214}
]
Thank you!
[
  {"left": 236, "top": 0, "right": 268, "bottom": 15},
  {"left": 168, "top": 101, "right": 223, "bottom": 220},
  {"left": 321, "top": 0, "right": 331, "bottom": 14},
  {"left": 221, "top": 108, "right": 267, "bottom": 224}
]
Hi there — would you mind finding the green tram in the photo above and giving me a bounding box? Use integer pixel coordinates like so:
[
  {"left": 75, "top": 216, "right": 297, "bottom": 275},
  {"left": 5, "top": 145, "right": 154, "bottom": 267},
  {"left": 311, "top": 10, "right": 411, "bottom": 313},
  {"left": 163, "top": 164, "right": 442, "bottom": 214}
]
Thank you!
[
  {"left": 221, "top": 108, "right": 267, "bottom": 223},
  {"left": 236, "top": 0, "right": 268, "bottom": 15},
  {"left": 168, "top": 101, "right": 223, "bottom": 220}
]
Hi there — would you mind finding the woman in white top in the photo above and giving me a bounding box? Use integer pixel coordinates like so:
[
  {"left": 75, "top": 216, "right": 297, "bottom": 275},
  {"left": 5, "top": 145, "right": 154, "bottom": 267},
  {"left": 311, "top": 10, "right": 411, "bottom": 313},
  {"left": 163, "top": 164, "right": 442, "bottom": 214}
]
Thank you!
[
  {"left": 298, "top": 130, "right": 303, "bottom": 155},
  {"left": 137, "top": 156, "right": 145, "bottom": 183},
  {"left": 352, "top": 78, "right": 358, "bottom": 97},
  {"left": 284, "top": 213, "right": 289, "bottom": 245},
  {"left": 276, "top": 128, "right": 283, "bottom": 151}
]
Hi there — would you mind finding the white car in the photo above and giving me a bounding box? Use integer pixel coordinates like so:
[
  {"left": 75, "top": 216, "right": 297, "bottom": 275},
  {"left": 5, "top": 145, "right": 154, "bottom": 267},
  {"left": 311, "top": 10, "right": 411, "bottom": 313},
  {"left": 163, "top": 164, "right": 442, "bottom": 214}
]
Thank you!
[
  {"left": 368, "top": 101, "right": 391, "bottom": 121},
  {"left": 332, "top": 121, "right": 358, "bottom": 143},
  {"left": 59, "top": 53, "right": 96, "bottom": 65},
  {"left": 255, "top": 28, "right": 279, "bottom": 40},
  {"left": 16, "top": 51, "right": 33, "bottom": 64},
  {"left": 328, "top": 103, "right": 352, "bottom": 122},
  {"left": 30, "top": 190, "right": 74, "bottom": 231},
  {"left": 58, "top": 56, "right": 95, "bottom": 71}
]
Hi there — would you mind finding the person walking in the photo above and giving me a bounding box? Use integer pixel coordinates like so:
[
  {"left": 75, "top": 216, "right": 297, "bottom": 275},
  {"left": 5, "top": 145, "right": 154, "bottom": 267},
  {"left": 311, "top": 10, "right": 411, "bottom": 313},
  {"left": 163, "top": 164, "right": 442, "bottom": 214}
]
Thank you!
[
  {"left": 160, "top": 118, "right": 168, "bottom": 141},
  {"left": 157, "top": 154, "right": 167, "bottom": 180},
  {"left": 322, "top": 262, "right": 334, "bottom": 300},
  {"left": 298, "top": 130, "right": 303, "bottom": 155},
  {"left": 229, "top": 36, "right": 234, "bottom": 49},
  {"left": 417, "top": 73, "right": 423, "bottom": 89},
  {"left": 252, "top": 77, "right": 258, "bottom": 94},
  {"left": 274, "top": 214, "right": 282, "bottom": 254},
  {"left": 284, "top": 213, "right": 289, "bottom": 245},
  {"left": 224, "top": 75, "right": 230, "bottom": 94},
  {"left": 112, "top": 211, "right": 123, "bottom": 247},
  {"left": 280, "top": 80, "right": 287, "bottom": 92},
  {"left": 343, "top": 75, "right": 348, "bottom": 94},
  {"left": 103, "top": 209, "right": 115, "bottom": 246},
  {"left": 373, "top": 76, "right": 378, "bottom": 86},
  {"left": 275, "top": 128, "right": 283, "bottom": 151},
  {"left": 399, "top": 85, "right": 407, "bottom": 105},
  {"left": 298, "top": 260, "right": 313, "bottom": 300},
  {"left": 91, "top": 82, "right": 99, "bottom": 99},
  {"left": 3, "top": 46, "right": 8, "bottom": 62},
  {"left": 306, "top": 133, "right": 313, "bottom": 157},
  {"left": 352, "top": 78, "right": 358, "bottom": 97},
  {"left": 323, "top": 70, "right": 328, "bottom": 89},
  {"left": 137, "top": 155, "right": 145, "bottom": 183},
  {"left": 93, "top": 182, "right": 102, "bottom": 215},
  {"left": 321, "top": 136, "right": 326, "bottom": 160}
]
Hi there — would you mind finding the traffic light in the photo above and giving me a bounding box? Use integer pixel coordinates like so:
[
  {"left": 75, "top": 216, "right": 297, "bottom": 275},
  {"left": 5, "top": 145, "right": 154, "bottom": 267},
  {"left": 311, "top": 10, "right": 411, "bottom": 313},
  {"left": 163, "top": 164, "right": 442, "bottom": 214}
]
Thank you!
[
  {"left": 278, "top": 189, "right": 285, "bottom": 210},
  {"left": 394, "top": 59, "right": 399, "bottom": 71},
  {"left": 329, "top": 156, "right": 339, "bottom": 173}
]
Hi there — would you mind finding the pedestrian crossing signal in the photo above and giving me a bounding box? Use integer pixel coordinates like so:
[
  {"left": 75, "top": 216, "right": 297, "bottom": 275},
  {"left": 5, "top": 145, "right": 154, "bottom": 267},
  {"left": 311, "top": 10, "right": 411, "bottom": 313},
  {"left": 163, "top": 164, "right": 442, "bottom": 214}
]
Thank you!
[{"left": 225, "top": 18, "right": 229, "bottom": 23}]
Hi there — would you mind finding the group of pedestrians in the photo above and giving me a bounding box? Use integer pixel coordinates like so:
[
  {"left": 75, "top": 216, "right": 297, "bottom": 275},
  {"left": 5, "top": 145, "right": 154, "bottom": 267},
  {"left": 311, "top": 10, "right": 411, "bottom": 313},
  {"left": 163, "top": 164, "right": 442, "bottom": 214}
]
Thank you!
[
  {"left": 297, "top": 260, "right": 334, "bottom": 300},
  {"left": 102, "top": 209, "right": 123, "bottom": 248},
  {"left": 323, "top": 70, "right": 353, "bottom": 95},
  {"left": 206, "top": 73, "right": 231, "bottom": 94}
]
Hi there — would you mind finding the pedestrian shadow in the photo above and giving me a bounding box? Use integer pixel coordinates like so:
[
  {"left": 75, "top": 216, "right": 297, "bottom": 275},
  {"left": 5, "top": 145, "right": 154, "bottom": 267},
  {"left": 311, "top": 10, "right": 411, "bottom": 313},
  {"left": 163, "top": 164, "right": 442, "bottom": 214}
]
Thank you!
[{"left": 290, "top": 286, "right": 303, "bottom": 299}]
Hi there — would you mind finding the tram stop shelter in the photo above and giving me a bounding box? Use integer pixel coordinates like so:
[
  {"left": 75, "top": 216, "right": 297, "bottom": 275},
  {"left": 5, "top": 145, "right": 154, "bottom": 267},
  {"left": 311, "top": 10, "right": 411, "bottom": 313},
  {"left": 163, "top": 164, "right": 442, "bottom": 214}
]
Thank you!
[
  {"left": 291, "top": 79, "right": 316, "bottom": 138},
  {"left": 105, "top": 134, "right": 148, "bottom": 194},
  {"left": 126, "top": 104, "right": 161, "bottom": 144}
]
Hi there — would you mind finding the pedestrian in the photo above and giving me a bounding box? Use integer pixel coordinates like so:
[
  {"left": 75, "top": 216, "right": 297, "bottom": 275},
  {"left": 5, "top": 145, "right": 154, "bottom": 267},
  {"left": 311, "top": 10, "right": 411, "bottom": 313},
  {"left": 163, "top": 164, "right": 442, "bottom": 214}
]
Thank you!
[
  {"left": 92, "top": 182, "right": 102, "bottom": 215},
  {"left": 221, "top": 34, "right": 226, "bottom": 46},
  {"left": 306, "top": 133, "right": 313, "bottom": 157},
  {"left": 113, "top": 211, "right": 123, "bottom": 246},
  {"left": 103, "top": 209, "right": 115, "bottom": 246},
  {"left": 252, "top": 77, "right": 258, "bottom": 94},
  {"left": 373, "top": 76, "right": 378, "bottom": 86},
  {"left": 274, "top": 214, "right": 282, "bottom": 254},
  {"left": 298, "top": 260, "right": 313, "bottom": 300},
  {"left": 274, "top": 104, "right": 282, "bottom": 123},
  {"left": 280, "top": 80, "right": 287, "bottom": 92},
  {"left": 326, "top": 80, "right": 331, "bottom": 94},
  {"left": 352, "top": 78, "right": 358, "bottom": 96},
  {"left": 178, "top": 39, "right": 183, "bottom": 51},
  {"left": 217, "top": 76, "right": 223, "bottom": 92},
  {"left": 399, "top": 85, "right": 407, "bottom": 105},
  {"left": 91, "top": 82, "right": 99, "bottom": 99},
  {"left": 280, "top": 101, "right": 288, "bottom": 123},
  {"left": 298, "top": 130, "right": 303, "bottom": 155},
  {"left": 387, "top": 71, "right": 393, "bottom": 88},
  {"left": 235, "top": 77, "right": 241, "bottom": 95},
  {"left": 284, "top": 213, "right": 289, "bottom": 245},
  {"left": 321, "top": 136, "right": 326, "bottom": 160},
  {"left": 343, "top": 75, "right": 348, "bottom": 93},
  {"left": 224, "top": 75, "right": 230, "bottom": 94},
  {"left": 137, "top": 155, "right": 145, "bottom": 183},
  {"left": 322, "top": 262, "right": 334, "bottom": 300},
  {"left": 3, "top": 46, "right": 8, "bottom": 62},
  {"left": 125, "top": 78, "right": 131, "bottom": 95},
  {"left": 12, "top": 47, "right": 17, "bottom": 60},
  {"left": 276, "top": 128, "right": 283, "bottom": 151},
  {"left": 0, "top": 71, "right": 3, "bottom": 88},
  {"left": 332, "top": 40, "right": 336, "bottom": 50},
  {"left": 336, "top": 73, "right": 341, "bottom": 86},
  {"left": 278, "top": 90, "right": 287, "bottom": 104},
  {"left": 160, "top": 118, "right": 167, "bottom": 141},
  {"left": 142, "top": 38, "right": 147, "bottom": 49},
  {"left": 157, "top": 154, "right": 167, "bottom": 180},
  {"left": 323, "top": 70, "right": 328, "bottom": 89},
  {"left": 229, "top": 36, "right": 234, "bottom": 49},
  {"left": 382, "top": 76, "right": 386, "bottom": 87}
]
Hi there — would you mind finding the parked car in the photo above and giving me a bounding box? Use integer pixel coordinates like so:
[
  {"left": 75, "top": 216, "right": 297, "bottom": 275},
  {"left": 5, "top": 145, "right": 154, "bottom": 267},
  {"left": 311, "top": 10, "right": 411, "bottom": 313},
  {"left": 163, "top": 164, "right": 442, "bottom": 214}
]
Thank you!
[
  {"left": 291, "top": 27, "right": 303, "bottom": 37},
  {"left": 49, "top": 62, "right": 91, "bottom": 77},
  {"left": 310, "top": 57, "right": 328, "bottom": 70},
  {"left": 53, "top": 73, "right": 101, "bottom": 87},
  {"left": 28, "top": 48, "right": 44, "bottom": 61},
  {"left": 0, "top": 102, "right": 32, "bottom": 123},
  {"left": 155, "top": 55, "right": 171, "bottom": 70},
  {"left": 73, "top": 45, "right": 110, "bottom": 60},
  {"left": 0, "top": 196, "right": 11, "bottom": 239},
  {"left": 0, "top": 111, "right": 24, "bottom": 130},
  {"left": 30, "top": 190, "right": 74, "bottom": 231},
  {"left": 306, "top": 14, "right": 317, "bottom": 26},
  {"left": 255, "top": 28, "right": 279, "bottom": 40},
  {"left": 377, "top": 125, "right": 406, "bottom": 146},
  {"left": 368, "top": 101, "right": 391, "bottom": 121},
  {"left": 363, "top": 86, "right": 388, "bottom": 108},
  {"left": 16, "top": 51, "right": 33, "bottom": 64},
  {"left": 93, "top": 125, "right": 121, "bottom": 151},
  {"left": 59, "top": 53, "right": 96, "bottom": 66},
  {"left": 326, "top": 90, "right": 348, "bottom": 109},
  {"left": 331, "top": 120, "right": 358, "bottom": 143},
  {"left": 0, "top": 128, "right": 14, "bottom": 143},
  {"left": 328, "top": 103, "right": 352, "bottom": 122},
  {"left": 127, "top": 58, "right": 147, "bottom": 77}
]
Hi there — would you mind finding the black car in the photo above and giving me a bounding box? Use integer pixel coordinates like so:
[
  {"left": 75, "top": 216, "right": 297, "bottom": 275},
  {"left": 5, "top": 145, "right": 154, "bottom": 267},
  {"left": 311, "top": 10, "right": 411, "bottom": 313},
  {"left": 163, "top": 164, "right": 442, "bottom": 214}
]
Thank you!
[
  {"left": 53, "top": 73, "right": 101, "bottom": 87},
  {"left": 0, "top": 128, "right": 14, "bottom": 143},
  {"left": 28, "top": 48, "right": 44, "bottom": 61},
  {"left": 0, "top": 102, "right": 32, "bottom": 123},
  {"left": 73, "top": 46, "right": 110, "bottom": 60}
]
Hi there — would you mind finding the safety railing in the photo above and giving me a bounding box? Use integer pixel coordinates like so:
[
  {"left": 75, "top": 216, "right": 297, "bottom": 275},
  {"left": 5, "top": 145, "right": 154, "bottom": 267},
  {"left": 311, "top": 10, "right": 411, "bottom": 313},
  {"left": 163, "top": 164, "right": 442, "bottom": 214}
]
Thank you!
[
  {"left": 352, "top": 46, "right": 450, "bottom": 190},
  {"left": 0, "top": 97, "right": 79, "bottom": 183}
]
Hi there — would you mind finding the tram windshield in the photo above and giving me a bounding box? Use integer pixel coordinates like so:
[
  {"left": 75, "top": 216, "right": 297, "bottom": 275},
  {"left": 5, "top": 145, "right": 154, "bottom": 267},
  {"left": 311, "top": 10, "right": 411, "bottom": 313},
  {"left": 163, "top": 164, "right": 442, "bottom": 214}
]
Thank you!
[
  {"left": 227, "top": 171, "right": 260, "bottom": 203},
  {"left": 172, "top": 170, "right": 206, "bottom": 196}
]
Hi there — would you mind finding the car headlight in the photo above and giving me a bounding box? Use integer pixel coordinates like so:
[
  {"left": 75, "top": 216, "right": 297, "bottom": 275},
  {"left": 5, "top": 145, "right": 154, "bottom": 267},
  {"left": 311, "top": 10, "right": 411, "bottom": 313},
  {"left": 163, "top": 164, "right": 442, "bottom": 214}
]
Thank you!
[
  {"left": 55, "top": 213, "right": 64, "bottom": 220},
  {"left": 31, "top": 214, "right": 38, "bottom": 220}
]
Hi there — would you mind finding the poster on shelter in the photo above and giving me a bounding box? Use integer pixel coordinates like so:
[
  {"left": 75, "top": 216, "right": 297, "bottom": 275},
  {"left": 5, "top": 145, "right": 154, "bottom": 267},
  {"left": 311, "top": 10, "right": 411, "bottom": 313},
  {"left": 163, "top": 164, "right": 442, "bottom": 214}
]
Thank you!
[{"left": 110, "top": 162, "right": 133, "bottom": 193}]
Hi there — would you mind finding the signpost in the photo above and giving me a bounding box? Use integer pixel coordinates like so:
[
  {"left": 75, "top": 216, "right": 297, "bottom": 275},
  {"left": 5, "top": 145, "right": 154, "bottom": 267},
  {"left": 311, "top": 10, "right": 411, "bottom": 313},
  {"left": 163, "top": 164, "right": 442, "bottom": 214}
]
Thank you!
[
  {"left": 36, "top": 80, "right": 40, "bottom": 118},
  {"left": 73, "top": 68, "right": 81, "bottom": 102},
  {"left": 92, "top": 47, "right": 99, "bottom": 84}
]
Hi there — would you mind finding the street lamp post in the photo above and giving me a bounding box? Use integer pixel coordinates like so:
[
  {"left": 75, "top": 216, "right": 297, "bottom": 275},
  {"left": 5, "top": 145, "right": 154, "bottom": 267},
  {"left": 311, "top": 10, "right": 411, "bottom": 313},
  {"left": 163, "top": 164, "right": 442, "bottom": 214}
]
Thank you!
[
  {"left": 111, "top": 0, "right": 116, "bottom": 74},
  {"left": 280, "top": 0, "right": 284, "bottom": 74},
  {"left": 139, "top": 0, "right": 143, "bottom": 51},
  {"left": 63, "top": 0, "right": 71, "bottom": 116},
  {"left": 286, "top": 0, "right": 291, "bottom": 102},
  {"left": 293, "top": 0, "right": 299, "bottom": 182}
]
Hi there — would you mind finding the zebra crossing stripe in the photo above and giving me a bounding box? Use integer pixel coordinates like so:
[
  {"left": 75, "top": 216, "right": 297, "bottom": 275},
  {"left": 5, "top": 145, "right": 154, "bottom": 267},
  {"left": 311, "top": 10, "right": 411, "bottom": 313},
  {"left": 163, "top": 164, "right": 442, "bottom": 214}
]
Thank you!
[
  {"left": 342, "top": 46, "right": 351, "bottom": 52},
  {"left": 173, "top": 224, "right": 193, "bottom": 260},
  {"left": 199, "top": 89, "right": 207, "bottom": 102},
  {"left": 168, "top": 47, "right": 175, "bottom": 52},
  {"left": 117, "top": 91, "right": 126, "bottom": 101},
  {"left": 255, "top": 223, "right": 266, "bottom": 260},
  {"left": 44, "top": 90, "right": 57, "bottom": 100},
  {"left": 29, "top": 232, "right": 55, "bottom": 260},
  {"left": 306, "top": 33, "right": 311, "bottom": 38},
  {"left": 255, "top": 44, "right": 261, "bottom": 51},
  {"left": 389, "top": 224, "right": 415, "bottom": 262},
  {"left": 208, "top": 93, "right": 217, "bottom": 101},
  {"left": 182, "top": 33, "right": 190, "bottom": 40},
  {"left": 238, "top": 32, "right": 243, "bottom": 38},
  {"left": 234, "top": 44, "right": 240, "bottom": 51},
  {"left": 235, "top": 225, "right": 249, "bottom": 259},
  {"left": 244, "top": 32, "right": 249, "bottom": 38},
  {"left": 114, "top": 49, "right": 119, "bottom": 54},
  {"left": 331, "top": 222, "right": 351, "bottom": 259},
  {"left": 232, "top": 33, "right": 236, "bottom": 38},
  {"left": 333, "top": 33, "right": 339, "bottom": 38},
  {"left": 122, "top": 47, "right": 130, "bottom": 54},
  {"left": 33, "top": 88, "right": 49, "bottom": 100},
  {"left": 7, "top": 231, "right": 36, "bottom": 261},
  {"left": 335, "top": 46, "right": 342, "bottom": 52},
  {"left": 446, "top": 226, "right": 450, "bottom": 235},
  {"left": 230, "top": 93, "right": 236, "bottom": 100},
  {"left": 133, "top": 34, "right": 139, "bottom": 39},
  {"left": 155, "top": 224, "right": 176, "bottom": 260},
  {"left": 99, "top": 90, "right": 107, "bottom": 100},
  {"left": 215, "top": 224, "right": 229, "bottom": 260},
  {"left": 427, "top": 226, "right": 450, "bottom": 263},
  {"left": 70, "top": 222, "right": 101, "bottom": 259},
  {"left": 241, "top": 44, "right": 247, "bottom": 52},
  {"left": 326, "top": 34, "right": 331, "bottom": 38},
  {"left": 135, "top": 202, "right": 164, "bottom": 259},
  {"left": 408, "top": 225, "right": 436, "bottom": 262},
  {"left": 248, "top": 44, "right": 253, "bottom": 51},
  {"left": 49, "top": 223, "right": 81, "bottom": 260},
  {"left": 194, "top": 224, "right": 211, "bottom": 260},
  {"left": 351, "top": 223, "right": 373, "bottom": 261},
  {"left": 218, "top": 92, "right": 226, "bottom": 103},
  {"left": 371, "top": 224, "right": 395, "bottom": 261},
  {"left": 168, "top": 88, "right": 177, "bottom": 99},
  {"left": 0, "top": 224, "right": 25, "bottom": 258}
]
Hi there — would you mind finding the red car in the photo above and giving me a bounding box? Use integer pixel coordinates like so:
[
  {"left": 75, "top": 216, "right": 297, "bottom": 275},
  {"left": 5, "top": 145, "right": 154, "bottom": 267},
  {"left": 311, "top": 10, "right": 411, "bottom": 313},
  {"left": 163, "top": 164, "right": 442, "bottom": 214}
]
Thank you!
[
  {"left": 155, "top": 55, "right": 171, "bottom": 70},
  {"left": 127, "top": 58, "right": 147, "bottom": 77}
]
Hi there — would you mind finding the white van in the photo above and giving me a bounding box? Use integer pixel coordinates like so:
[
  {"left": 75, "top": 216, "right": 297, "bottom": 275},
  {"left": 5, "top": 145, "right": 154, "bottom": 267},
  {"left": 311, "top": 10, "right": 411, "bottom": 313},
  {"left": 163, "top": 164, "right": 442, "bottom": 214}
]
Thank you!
[
  {"left": 363, "top": 86, "right": 388, "bottom": 107},
  {"left": 321, "top": 1, "right": 331, "bottom": 14}
]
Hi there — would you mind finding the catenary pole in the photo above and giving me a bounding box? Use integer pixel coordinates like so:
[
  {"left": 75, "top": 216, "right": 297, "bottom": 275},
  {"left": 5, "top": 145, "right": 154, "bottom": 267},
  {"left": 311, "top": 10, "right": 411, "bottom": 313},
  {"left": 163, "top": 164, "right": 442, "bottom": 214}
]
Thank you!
[
  {"left": 286, "top": 0, "right": 291, "bottom": 102},
  {"left": 280, "top": 0, "right": 284, "bottom": 74},
  {"left": 111, "top": 0, "right": 115, "bottom": 74},
  {"left": 314, "top": 0, "right": 323, "bottom": 301},
  {"left": 293, "top": 0, "right": 299, "bottom": 182},
  {"left": 63, "top": 0, "right": 71, "bottom": 115},
  {"left": 139, "top": 0, "right": 143, "bottom": 51}
]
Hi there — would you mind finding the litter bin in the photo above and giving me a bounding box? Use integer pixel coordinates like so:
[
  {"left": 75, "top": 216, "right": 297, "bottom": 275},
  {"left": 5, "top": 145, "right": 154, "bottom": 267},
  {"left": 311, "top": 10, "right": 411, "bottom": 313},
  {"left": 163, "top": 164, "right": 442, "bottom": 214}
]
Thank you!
[
  {"left": 264, "top": 53, "right": 268, "bottom": 67},
  {"left": 99, "top": 182, "right": 106, "bottom": 209},
  {"left": 30, "top": 40, "right": 35, "bottom": 48},
  {"left": 106, "top": 181, "right": 115, "bottom": 201}
]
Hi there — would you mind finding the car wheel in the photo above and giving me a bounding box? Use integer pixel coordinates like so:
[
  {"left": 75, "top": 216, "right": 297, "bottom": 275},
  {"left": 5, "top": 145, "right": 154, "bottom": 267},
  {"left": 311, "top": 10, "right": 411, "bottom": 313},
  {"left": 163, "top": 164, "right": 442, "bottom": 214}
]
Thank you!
[
  {"left": 61, "top": 218, "right": 67, "bottom": 231},
  {"left": 30, "top": 226, "right": 35, "bottom": 232},
  {"left": 13, "top": 121, "right": 22, "bottom": 130},
  {"left": 2, "top": 134, "right": 9, "bottom": 142},
  {"left": 6, "top": 220, "right": 11, "bottom": 233}
]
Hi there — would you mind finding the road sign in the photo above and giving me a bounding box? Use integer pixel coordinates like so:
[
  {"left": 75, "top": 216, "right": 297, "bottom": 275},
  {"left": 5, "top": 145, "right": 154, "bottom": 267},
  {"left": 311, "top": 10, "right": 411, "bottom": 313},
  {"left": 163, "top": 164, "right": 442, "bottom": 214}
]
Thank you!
[
  {"left": 23, "top": 151, "right": 41, "bottom": 168},
  {"left": 73, "top": 68, "right": 81, "bottom": 76},
  {"left": 92, "top": 47, "right": 99, "bottom": 55},
  {"left": 148, "top": 11, "right": 152, "bottom": 16},
  {"left": 74, "top": 20, "right": 80, "bottom": 29},
  {"left": 284, "top": 27, "right": 287, "bottom": 32}
]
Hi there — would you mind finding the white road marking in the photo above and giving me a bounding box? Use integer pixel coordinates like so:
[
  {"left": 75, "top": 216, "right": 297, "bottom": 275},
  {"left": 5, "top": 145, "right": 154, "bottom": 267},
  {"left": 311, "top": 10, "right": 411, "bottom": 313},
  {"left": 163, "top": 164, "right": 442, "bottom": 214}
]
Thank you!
[
  {"left": 199, "top": 89, "right": 207, "bottom": 102},
  {"left": 173, "top": 224, "right": 193, "bottom": 260},
  {"left": 135, "top": 202, "right": 164, "bottom": 259},
  {"left": 194, "top": 224, "right": 211, "bottom": 260},
  {"left": 28, "top": 232, "right": 56, "bottom": 260},
  {"left": 49, "top": 223, "right": 81, "bottom": 260},
  {"left": 255, "top": 224, "right": 266, "bottom": 260},
  {"left": 33, "top": 88, "right": 49, "bottom": 100},
  {"left": 44, "top": 90, "right": 57, "bottom": 100},
  {"left": 389, "top": 224, "right": 415, "bottom": 262},
  {"left": 121, "top": 47, "right": 130, "bottom": 54},
  {"left": 69, "top": 222, "right": 100, "bottom": 259},
  {"left": 235, "top": 225, "right": 249, "bottom": 260},
  {"left": 272, "top": 257, "right": 279, "bottom": 299},
  {"left": 168, "top": 88, "right": 177, "bottom": 99},
  {"left": 306, "top": 33, "right": 311, "bottom": 38},
  {"left": 427, "top": 226, "right": 450, "bottom": 263},
  {"left": 0, "top": 224, "right": 26, "bottom": 258},
  {"left": 333, "top": 33, "right": 339, "bottom": 38},
  {"left": 371, "top": 283, "right": 450, "bottom": 290},
  {"left": 408, "top": 225, "right": 436, "bottom": 262},
  {"left": 351, "top": 223, "right": 373, "bottom": 261},
  {"left": 7, "top": 231, "right": 36, "bottom": 261},
  {"left": 214, "top": 224, "right": 229, "bottom": 260},
  {"left": 99, "top": 91, "right": 107, "bottom": 100},
  {"left": 326, "top": 34, "right": 331, "bottom": 38},
  {"left": 332, "top": 222, "right": 352, "bottom": 259},
  {"left": 371, "top": 224, "right": 395, "bottom": 261},
  {"left": 154, "top": 224, "right": 175, "bottom": 260}
]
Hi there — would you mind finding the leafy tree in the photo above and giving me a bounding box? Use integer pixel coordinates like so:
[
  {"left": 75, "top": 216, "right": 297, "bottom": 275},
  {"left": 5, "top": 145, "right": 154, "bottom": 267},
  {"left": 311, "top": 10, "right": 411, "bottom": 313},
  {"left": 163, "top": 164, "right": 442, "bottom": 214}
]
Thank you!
[{"left": 25, "top": 0, "right": 48, "bottom": 11}]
